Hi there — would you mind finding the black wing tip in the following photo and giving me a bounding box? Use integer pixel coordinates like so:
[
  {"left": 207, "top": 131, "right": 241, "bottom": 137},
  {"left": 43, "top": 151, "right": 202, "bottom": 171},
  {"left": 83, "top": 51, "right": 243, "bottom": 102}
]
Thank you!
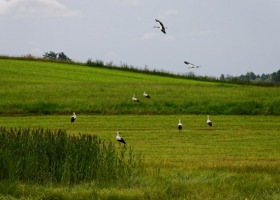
[{"left": 119, "top": 139, "right": 126, "bottom": 144}]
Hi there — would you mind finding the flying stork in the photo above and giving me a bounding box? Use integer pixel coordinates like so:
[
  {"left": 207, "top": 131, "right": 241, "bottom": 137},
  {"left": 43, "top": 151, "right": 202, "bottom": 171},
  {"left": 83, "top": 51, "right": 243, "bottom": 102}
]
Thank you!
[
  {"left": 207, "top": 115, "right": 212, "bottom": 127},
  {"left": 132, "top": 95, "right": 140, "bottom": 103},
  {"left": 184, "top": 61, "right": 201, "bottom": 69},
  {"left": 143, "top": 91, "right": 151, "bottom": 98},
  {"left": 178, "top": 119, "right": 183, "bottom": 132},
  {"left": 71, "top": 112, "right": 76, "bottom": 123},
  {"left": 154, "top": 19, "right": 166, "bottom": 34},
  {"left": 116, "top": 131, "right": 126, "bottom": 145}
]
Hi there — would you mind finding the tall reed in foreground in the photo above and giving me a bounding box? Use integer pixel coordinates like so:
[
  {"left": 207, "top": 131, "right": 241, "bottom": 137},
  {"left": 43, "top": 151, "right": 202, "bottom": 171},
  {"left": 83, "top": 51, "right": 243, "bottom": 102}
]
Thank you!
[{"left": 0, "top": 127, "right": 145, "bottom": 185}]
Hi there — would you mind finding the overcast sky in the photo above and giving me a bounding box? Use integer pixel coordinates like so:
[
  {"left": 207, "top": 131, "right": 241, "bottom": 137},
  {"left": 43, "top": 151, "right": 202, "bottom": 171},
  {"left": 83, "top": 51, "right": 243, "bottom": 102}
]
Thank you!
[{"left": 1, "top": 0, "right": 280, "bottom": 77}]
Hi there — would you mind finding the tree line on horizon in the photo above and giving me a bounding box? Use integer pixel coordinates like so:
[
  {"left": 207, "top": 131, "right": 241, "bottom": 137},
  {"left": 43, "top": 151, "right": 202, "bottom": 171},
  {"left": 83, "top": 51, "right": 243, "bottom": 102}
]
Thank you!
[{"left": 220, "top": 70, "right": 280, "bottom": 84}]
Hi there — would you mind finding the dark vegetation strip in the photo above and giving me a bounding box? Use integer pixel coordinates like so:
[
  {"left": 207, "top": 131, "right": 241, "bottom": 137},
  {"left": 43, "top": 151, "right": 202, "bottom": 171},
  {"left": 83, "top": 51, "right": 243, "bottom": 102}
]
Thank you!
[
  {"left": 0, "top": 127, "right": 145, "bottom": 185},
  {"left": 2, "top": 100, "right": 280, "bottom": 116}
]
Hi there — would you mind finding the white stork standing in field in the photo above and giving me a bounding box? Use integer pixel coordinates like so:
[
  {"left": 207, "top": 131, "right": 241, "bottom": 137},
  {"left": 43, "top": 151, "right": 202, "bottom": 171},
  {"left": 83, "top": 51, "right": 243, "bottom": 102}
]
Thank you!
[
  {"left": 207, "top": 115, "right": 212, "bottom": 127},
  {"left": 184, "top": 61, "right": 201, "bottom": 69},
  {"left": 154, "top": 19, "right": 166, "bottom": 34},
  {"left": 143, "top": 91, "right": 151, "bottom": 98},
  {"left": 178, "top": 119, "right": 183, "bottom": 132},
  {"left": 132, "top": 95, "right": 140, "bottom": 103},
  {"left": 116, "top": 131, "right": 126, "bottom": 145},
  {"left": 71, "top": 112, "right": 76, "bottom": 123}
]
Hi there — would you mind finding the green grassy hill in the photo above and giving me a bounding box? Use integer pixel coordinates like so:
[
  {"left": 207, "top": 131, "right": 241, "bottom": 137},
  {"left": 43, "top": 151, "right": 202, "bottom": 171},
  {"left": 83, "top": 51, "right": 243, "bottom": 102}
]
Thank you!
[
  {"left": 0, "top": 58, "right": 279, "bottom": 115},
  {"left": 1, "top": 57, "right": 280, "bottom": 199}
]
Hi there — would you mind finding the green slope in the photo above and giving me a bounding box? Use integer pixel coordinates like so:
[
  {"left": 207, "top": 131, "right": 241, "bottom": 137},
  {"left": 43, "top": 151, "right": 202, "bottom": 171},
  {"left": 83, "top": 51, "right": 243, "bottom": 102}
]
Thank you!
[{"left": 0, "top": 58, "right": 280, "bottom": 115}]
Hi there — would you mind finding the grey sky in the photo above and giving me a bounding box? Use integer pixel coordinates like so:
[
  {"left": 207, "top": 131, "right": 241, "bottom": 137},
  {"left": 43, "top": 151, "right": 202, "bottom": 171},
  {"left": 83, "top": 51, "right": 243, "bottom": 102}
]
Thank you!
[{"left": 1, "top": 0, "right": 280, "bottom": 77}]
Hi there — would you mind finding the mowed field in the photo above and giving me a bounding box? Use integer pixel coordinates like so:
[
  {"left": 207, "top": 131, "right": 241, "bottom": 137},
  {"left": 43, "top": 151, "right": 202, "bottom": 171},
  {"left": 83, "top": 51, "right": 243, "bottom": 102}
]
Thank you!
[
  {"left": 0, "top": 58, "right": 280, "bottom": 199},
  {"left": 1, "top": 114, "right": 279, "bottom": 171}
]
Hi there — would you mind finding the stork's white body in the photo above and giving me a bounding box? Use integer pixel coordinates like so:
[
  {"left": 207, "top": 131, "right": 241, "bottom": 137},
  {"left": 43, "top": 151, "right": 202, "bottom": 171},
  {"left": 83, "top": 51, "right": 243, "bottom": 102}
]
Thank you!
[
  {"left": 132, "top": 95, "right": 140, "bottom": 103},
  {"left": 178, "top": 119, "right": 183, "bottom": 132},
  {"left": 116, "top": 131, "right": 126, "bottom": 144},
  {"left": 71, "top": 112, "right": 76, "bottom": 123},
  {"left": 143, "top": 91, "right": 151, "bottom": 98},
  {"left": 207, "top": 115, "right": 212, "bottom": 127}
]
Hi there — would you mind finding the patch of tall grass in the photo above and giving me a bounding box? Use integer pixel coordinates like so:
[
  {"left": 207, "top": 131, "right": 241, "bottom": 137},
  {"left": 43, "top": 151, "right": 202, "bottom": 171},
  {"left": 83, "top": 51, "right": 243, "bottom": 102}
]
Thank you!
[{"left": 0, "top": 127, "right": 145, "bottom": 185}]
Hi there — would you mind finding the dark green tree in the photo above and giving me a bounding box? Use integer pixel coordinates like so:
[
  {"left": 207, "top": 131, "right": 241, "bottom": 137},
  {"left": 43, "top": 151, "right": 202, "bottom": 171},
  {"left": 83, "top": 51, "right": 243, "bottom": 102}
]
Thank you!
[
  {"left": 43, "top": 51, "right": 71, "bottom": 61},
  {"left": 271, "top": 69, "right": 280, "bottom": 83},
  {"left": 43, "top": 51, "right": 57, "bottom": 59},
  {"left": 56, "top": 52, "right": 71, "bottom": 61},
  {"left": 219, "top": 74, "right": 225, "bottom": 81}
]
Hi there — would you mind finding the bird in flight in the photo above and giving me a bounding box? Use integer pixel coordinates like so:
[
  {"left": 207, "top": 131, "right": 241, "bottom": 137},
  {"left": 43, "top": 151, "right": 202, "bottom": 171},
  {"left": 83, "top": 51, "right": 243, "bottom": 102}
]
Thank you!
[
  {"left": 184, "top": 61, "right": 202, "bottom": 69},
  {"left": 154, "top": 19, "right": 166, "bottom": 34}
]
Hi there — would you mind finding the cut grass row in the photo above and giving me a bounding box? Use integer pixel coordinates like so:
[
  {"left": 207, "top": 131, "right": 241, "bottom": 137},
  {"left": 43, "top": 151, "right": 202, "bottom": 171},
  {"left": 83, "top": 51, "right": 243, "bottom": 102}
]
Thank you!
[
  {"left": 1, "top": 114, "right": 279, "bottom": 169},
  {"left": 1, "top": 58, "right": 280, "bottom": 115}
]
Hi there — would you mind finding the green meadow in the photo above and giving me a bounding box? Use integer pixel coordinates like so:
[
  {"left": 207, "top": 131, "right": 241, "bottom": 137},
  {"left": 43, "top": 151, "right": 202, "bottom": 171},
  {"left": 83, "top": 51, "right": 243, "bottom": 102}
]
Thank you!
[
  {"left": 1, "top": 58, "right": 280, "bottom": 115},
  {"left": 0, "top": 58, "right": 280, "bottom": 199}
]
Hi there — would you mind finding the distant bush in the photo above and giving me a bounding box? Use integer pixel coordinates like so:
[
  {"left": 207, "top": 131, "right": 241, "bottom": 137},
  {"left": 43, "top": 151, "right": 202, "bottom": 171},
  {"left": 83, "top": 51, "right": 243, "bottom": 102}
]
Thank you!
[
  {"left": 86, "top": 58, "right": 104, "bottom": 67},
  {"left": 0, "top": 128, "right": 144, "bottom": 185}
]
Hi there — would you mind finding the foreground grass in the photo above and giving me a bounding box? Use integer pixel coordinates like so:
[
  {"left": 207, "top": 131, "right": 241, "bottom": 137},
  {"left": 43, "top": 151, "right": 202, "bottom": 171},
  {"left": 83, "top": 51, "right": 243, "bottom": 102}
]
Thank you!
[
  {"left": 0, "top": 128, "right": 144, "bottom": 185},
  {"left": 1, "top": 59, "right": 280, "bottom": 115},
  {"left": 0, "top": 115, "right": 279, "bottom": 199}
]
